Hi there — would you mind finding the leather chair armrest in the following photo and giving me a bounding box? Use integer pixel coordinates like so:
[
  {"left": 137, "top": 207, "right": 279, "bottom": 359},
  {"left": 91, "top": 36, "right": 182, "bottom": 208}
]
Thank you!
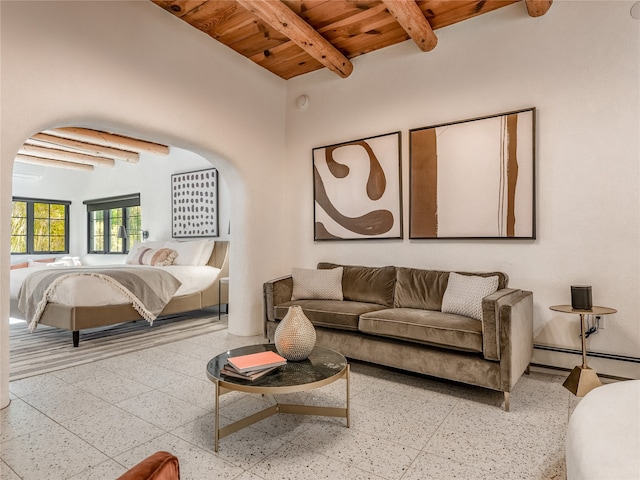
[{"left": 117, "top": 451, "right": 180, "bottom": 480}]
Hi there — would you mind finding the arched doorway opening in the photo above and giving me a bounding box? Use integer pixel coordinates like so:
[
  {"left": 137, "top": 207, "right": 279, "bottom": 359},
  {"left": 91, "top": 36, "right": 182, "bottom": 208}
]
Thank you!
[{"left": 3, "top": 124, "right": 240, "bottom": 408}]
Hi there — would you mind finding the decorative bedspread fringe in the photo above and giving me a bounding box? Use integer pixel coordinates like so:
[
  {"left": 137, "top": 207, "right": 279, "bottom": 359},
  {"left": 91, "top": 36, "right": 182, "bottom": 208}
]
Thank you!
[{"left": 28, "top": 272, "right": 156, "bottom": 332}]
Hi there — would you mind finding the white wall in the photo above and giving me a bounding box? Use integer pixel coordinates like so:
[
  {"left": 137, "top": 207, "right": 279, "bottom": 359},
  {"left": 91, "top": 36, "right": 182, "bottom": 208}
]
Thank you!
[
  {"left": 285, "top": 1, "right": 640, "bottom": 378},
  {"left": 2, "top": 1, "right": 638, "bottom": 412},
  {"left": 1, "top": 1, "right": 287, "bottom": 408},
  {"left": 12, "top": 147, "right": 230, "bottom": 266}
]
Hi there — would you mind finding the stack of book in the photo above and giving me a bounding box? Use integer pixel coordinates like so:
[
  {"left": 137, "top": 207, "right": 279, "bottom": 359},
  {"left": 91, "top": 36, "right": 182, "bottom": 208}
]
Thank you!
[{"left": 221, "top": 350, "right": 287, "bottom": 380}]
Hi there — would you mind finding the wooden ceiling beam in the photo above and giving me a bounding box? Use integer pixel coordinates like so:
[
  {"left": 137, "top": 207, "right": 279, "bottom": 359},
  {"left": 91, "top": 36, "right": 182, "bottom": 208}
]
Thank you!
[
  {"left": 236, "top": 0, "right": 353, "bottom": 78},
  {"left": 44, "top": 127, "right": 170, "bottom": 156},
  {"left": 524, "top": 0, "right": 553, "bottom": 17},
  {"left": 18, "top": 145, "right": 116, "bottom": 167},
  {"left": 15, "top": 154, "right": 94, "bottom": 172},
  {"left": 381, "top": 0, "right": 437, "bottom": 52},
  {"left": 26, "top": 133, "right": 139, "bottom": 163}
]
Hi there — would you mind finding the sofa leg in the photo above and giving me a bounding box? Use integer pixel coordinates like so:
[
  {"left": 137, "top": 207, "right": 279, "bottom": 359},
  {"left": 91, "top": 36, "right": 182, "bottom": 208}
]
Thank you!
[
  {"left": 72, "top": 331, "right": 79, "bottom": 348},
  {"left": 503, "top": 392, "right": 510, "bottom": 412},
  {"left": 525, "top": 364, "right": 531, "bottom": 375}
]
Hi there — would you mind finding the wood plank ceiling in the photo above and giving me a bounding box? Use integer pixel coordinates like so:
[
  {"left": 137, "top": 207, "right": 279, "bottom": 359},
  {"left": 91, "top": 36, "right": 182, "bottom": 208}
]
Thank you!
[
  {"left": 15, "top": 1, "right": 553, "bottom": 172},
  {"left": 151, "top": 0, "right": 553, "bottom": 80}
]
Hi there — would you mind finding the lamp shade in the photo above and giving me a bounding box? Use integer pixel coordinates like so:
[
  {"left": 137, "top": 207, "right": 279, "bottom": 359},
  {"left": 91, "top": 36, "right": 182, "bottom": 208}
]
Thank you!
[{"left": 117, "top": 225, "right": 128, "bottom": 239}]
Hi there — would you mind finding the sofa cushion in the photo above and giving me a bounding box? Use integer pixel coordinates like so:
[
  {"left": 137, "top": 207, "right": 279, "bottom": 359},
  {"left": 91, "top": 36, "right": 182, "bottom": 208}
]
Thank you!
[
  {"left": 291, "top": 267, "right": 343, "bottom": 301},
  {"left": 394, "top": 268, "right": 449, "bottom": 310},
  {"left": 275, "top": 300, "right": 387, "bottom": 331},
  {"left": 317, "top": 263, "right": 396, "bottom": 307},
  {"left": 359, "top": 308, "right": 483, "bottom": 353},
  {"left": 394, "top": 269, "right": 508, "bottom": 311},
  {"left": 442, "top": 272, "right": 499, "bottom": 321}
]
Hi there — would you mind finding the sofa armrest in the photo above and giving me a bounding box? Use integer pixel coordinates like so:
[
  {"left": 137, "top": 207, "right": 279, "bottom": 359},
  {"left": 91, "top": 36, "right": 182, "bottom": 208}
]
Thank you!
[
  {"left": 481, "top": 288, "right": 522, "bottom": 361},
  {"left": 263, "top": 275, "right": 293, "bottom": 322},
  {"left": 499, "top": 290, "right": 534, "bottom": 391}
]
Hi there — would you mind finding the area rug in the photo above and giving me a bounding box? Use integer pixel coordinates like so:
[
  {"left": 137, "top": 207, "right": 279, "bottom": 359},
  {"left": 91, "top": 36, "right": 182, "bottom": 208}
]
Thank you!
[{"left": 9, "top": 311, "right": 227, "bottom": 381}]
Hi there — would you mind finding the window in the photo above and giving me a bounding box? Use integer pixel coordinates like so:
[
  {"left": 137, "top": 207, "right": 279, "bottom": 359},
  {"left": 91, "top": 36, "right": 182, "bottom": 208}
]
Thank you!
[
  {"left": 11, "top": 197, "right": 70, "bottom": 254},
  {"left": 84, "top": 193, "right": 142, "bottom": 254}
]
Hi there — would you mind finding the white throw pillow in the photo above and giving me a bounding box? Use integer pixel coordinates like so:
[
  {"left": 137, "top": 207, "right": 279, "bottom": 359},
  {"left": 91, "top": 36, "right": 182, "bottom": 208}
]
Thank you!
[
  {"left": 291, "top": 267, "right": 344, "bottom": 301},
  {"left": 164, "top": 240, "right": 207, "bottom": 266},
  {"left": 441, "top": 272, "right": 499, "bottom": 321}
]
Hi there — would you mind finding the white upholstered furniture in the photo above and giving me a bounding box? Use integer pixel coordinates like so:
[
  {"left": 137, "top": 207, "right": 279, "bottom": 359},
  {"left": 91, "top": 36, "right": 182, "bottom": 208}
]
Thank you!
[{"left": 566, "top": 379, "right": 640, "bottom": 480}]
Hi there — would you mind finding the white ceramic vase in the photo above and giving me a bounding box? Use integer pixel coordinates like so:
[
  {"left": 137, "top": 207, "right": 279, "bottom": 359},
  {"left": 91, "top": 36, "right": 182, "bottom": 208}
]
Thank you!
[{"left": 274, "top": 305, "right": 316, "bottom": 361}]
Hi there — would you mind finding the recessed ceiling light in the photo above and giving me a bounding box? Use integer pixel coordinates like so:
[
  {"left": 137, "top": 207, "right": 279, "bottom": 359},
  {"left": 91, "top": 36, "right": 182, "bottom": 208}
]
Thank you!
[{"left": 631, "top": 1, "right": 640, "bottom": 19}]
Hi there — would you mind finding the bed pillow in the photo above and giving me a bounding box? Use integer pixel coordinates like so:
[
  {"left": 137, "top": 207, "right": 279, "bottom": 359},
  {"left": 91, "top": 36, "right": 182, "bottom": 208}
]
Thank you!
[
  {"left": 199, "top": 239, "right": 216, "bottom": 265},
  {"left": 291, "top": 267, "right": 344, "bottom": 301},
  {"left": 165, "top": 239, "right": 208, "bottom": 266},
  {"left": 441, "top": 272, "right": 499, "bottom": 321},
  {"left": 126, "top": 241, "right": 165, "bottom": 264},
  {"left": 128, "top": 247, "right": 177, "bottom": 267},
  {"left": 10, "top": 262, "right": 29, "bottom": 270},
  {"left": 29, "top": 257, "right": 56, "bottom": 265}
]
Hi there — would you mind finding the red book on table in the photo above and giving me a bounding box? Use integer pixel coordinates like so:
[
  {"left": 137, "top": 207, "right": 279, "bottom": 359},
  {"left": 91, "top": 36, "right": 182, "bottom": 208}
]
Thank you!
[{"left": 227, "top": 350, "right": 286, "bottom": 373}]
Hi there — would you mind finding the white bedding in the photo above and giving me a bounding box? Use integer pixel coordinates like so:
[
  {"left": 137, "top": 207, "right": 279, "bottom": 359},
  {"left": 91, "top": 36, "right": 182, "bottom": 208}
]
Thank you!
[{"left": 10, "top": 264, "right": 220, "bottom": 308}]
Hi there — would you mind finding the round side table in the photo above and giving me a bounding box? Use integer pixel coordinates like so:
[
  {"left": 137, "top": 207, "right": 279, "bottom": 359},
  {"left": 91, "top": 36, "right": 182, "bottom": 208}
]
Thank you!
[{"left": 550, "top": 305, "right": 617, "bottom": 396}]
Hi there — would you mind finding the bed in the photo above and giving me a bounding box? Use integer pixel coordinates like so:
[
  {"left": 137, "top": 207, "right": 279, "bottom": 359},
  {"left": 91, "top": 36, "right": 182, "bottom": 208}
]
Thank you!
[{"left": 10, "top": 240, "right": 229, "bottom": 347}]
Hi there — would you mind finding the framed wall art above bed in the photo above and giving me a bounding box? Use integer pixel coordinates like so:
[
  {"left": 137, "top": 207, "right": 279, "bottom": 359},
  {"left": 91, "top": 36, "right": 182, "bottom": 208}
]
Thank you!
[
  {"left": 171, "top": 167, "right": 219, "bottom": 238},
  {"left": 313, "top": 131, "right": 402, "bottom": 241},
  {"left": 409, "top": 108, "right": 536, "bottom": 239}
]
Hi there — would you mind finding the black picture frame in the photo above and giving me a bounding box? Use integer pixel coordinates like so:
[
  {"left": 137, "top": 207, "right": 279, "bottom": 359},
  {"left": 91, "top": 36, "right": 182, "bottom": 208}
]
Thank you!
[
  {"left": 409, "top": 108, "right": 536, "bottom": 239},
  {"left": 171, "top": 167, "right": 219, "bottom": 238},
  {"left": 313, "top": 131, "right": 403, "bottom": 241}
]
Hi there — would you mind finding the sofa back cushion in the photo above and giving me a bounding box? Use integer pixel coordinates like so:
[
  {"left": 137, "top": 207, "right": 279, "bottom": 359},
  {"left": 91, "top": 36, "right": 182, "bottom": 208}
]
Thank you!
[
  {"left": 395, "top": 269, "right": 509, "bottom": 311},
  {"left": 395, "top": 268, "right": 450, "bottom": 310},
  {"left": 317, "top": 263, "right": 396, "bottom": 307}
]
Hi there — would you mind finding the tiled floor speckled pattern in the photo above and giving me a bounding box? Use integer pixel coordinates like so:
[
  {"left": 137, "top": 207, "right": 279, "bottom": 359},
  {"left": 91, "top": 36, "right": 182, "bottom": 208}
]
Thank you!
[{"left": 1, "top": 322, "right": 573, "bottom": 479}]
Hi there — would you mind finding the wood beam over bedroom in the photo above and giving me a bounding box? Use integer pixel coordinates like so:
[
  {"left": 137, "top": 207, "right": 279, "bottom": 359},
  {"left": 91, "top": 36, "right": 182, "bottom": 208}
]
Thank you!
[
  {"left": 45, "top": 127, "right": 170, "bottom": 156},
  {"left": 15, "top": 127, "right": 170, "bottom": 172},
  {"left": 26, "top": 133, "right": 140, "bottom": 163}
]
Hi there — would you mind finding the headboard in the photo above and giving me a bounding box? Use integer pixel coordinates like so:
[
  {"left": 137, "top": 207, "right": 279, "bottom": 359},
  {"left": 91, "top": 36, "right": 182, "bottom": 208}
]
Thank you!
[{"left": 208, "top": 241, "right": 229, "bottom": 278}]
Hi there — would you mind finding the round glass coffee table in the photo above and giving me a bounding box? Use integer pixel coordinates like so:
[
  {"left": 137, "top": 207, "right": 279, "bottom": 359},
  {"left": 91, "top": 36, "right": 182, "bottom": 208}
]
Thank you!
[{"left": 206, "top": 343, "right": 350, "bottom": 451}]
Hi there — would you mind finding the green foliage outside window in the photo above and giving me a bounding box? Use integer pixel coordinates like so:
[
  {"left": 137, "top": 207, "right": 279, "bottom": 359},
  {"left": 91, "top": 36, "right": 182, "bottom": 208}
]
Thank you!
[
  {"left": 88, "top": 202, "right": 141, "bottom": 254},
  {"left": 11, "top": 199, "right": 69, "bottom": 254}
]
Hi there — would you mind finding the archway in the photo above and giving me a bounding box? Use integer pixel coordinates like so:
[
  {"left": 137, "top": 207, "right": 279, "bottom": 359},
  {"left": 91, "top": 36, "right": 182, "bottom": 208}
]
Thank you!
[
  {"left": 1, "top": 121, "right": 257, "bottom": 409},
  {"left": 1, "top": 0, "right": 289, "bottom": 410}
]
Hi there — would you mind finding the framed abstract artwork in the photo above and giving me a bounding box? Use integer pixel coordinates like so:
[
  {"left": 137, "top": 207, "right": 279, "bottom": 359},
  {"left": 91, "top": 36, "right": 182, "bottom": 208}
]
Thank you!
[
  {"left": 313, "top": 131, "right": 402, "bottom": 240},
  {"left": 409, "top": 108, "right": 536, "bottom": 239},
  {"left": 171, "top": 167, "right": 218, "bottom": 238}
]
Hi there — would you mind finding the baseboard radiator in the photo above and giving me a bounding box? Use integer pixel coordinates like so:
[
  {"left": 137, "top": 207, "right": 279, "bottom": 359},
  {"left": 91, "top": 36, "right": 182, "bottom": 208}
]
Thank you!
[{"left": 534, "top": 344, "right": 640, "bottom": 363}]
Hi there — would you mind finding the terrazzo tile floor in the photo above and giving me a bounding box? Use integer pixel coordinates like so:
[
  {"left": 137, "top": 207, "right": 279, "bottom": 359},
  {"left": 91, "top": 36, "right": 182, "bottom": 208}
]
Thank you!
[{"left": 1, "top": 322, "right": 575, "bottom": 480}]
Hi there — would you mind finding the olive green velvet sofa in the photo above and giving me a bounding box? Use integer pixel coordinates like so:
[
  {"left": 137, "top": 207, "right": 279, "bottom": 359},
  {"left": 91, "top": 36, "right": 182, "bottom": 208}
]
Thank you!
[{"left": 263, "top": 262, "right": 533, "bottom": 411}]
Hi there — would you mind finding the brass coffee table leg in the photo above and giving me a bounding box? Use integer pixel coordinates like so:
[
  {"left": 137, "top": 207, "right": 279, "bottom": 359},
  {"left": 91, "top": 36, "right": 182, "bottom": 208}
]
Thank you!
[
  {"left": 213, "top": 365, "right": 350, "bottom": 451},
  {"left": 214, "top": 380, "right": 220, "bottom": 452},
  {"left": 346, "top": 364, "right": 350, "bottom": 428}
]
